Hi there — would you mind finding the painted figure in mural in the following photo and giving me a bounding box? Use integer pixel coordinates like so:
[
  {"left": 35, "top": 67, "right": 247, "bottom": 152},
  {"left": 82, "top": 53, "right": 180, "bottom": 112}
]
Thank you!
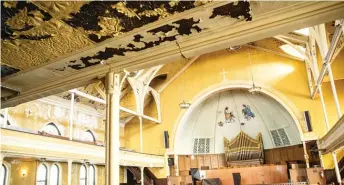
[
  {"left": 224, "top": 107, "right": 235, "bottom": 123},
  {"left": 242, "top": 104, "right": 255, "bottom": 121}
]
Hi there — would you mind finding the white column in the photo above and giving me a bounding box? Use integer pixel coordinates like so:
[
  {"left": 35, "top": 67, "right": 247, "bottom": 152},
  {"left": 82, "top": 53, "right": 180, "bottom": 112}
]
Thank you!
[
  {"left": 316, "top": 140, "right": 325, "bottom": 168},
  {"left": 105, "top": 72, "right": 120, "bottom": 185},
  {"left": 302, "top": 141, "right": 310, "bottom": 168},
  {"left": 139, "top": 116, "right": 143, "bottom": 153},
  {"left": 67, "top": 160, "right": 73, "bottom": 185},
  {"left": 69, "top": 93, "right": 75, "bottom": 140},
  {"left": 328, "top": 66, "right": 342, "bottom": 117},
  {"left": 141, "top": 167, "right": 144, "bottom": 185},
  {"left": 332, "top": 152, "right": 342, "bottom": 184},
  {"left": 327, "top": 66, "right": 342, "bottom": 184}
]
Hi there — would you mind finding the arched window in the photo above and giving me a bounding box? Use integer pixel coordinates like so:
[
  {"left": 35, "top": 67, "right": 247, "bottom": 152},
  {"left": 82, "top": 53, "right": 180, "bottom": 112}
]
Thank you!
[
  {"left": 36, "top": 164, "right": 48, "bottom": 185},
  {"left": 88, "top": 165, "right": 96, "bottom": 185},
  {"left": 79, "top": 165, "right": 87, "bottom": 185},
  {"left": 43, "top": 123, "right": 61, "bottom": 136},
  {"left": 82, "top": 130, "right": 96, "bottom": 142},
  {"left": 1, "top": 164, "right": 8, "bottom": 185},
  {"left": 50, "top": 164, "right": 60, "bottom": 185}
]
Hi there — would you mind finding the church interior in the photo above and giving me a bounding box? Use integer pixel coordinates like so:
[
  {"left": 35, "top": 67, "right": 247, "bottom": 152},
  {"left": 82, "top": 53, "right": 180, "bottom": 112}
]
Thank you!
[{"left": 1, "top": 1, "right": 344, "bottom": 185}]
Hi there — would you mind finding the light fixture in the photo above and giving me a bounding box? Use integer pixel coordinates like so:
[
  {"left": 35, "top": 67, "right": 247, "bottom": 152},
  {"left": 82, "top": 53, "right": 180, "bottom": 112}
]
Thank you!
[
  {"left": 280, "top": 44, "right": 306, "bottom": 60},
  {"left": 191, "top": 155, "right": 195, "bottom": 160},
  {"left": 247, "top": 48, "right": 261, "bottom": 94},
  {"left": 294, "top": 28, "right": 309, "bottom": 36},
  {"left": 179, "top": 100, "right": 191, "bottom": 109},
  {"left": 248, "top": 85, "right": 261, "bottom": 94},
  {"left": 21, "top": 169, "right": 27, "bottom": 178},
  {"left": 226, "top": 45, "right": 242, "bottom": 51}
]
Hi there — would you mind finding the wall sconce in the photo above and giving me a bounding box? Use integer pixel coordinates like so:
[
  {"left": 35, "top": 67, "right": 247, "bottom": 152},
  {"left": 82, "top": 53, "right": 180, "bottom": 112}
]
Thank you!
[{"left": 21, "top": 169, "right": 28, "bottom": 178}]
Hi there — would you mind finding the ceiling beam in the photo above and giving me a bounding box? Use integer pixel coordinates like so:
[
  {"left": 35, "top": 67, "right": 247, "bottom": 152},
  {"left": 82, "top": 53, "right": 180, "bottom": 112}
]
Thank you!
[
  {"left": 2, "top": 1, "right": 344, "bottom": 108},
  {"left": 277, "top": 33, "right": 309, "bottom": 44},
  {"left": 158, "top": 56, "right": 199, "bottom": 92},
  {"left": 246, "top": 44, "right": 304, "bottom": 62}
]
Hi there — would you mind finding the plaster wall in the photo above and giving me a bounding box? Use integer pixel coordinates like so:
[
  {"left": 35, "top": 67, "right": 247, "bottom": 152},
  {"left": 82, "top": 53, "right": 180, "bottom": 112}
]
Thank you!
[{"left": 124, "top": 46, "right": 344, "bottom": 177}]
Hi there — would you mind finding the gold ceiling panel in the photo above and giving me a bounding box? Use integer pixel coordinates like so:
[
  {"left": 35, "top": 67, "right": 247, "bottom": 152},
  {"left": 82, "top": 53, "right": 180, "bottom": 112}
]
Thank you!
[
  {"left": 32, "top": 1, "right": 89, "bottom": 19},
  {"left": 1, "top": 18, "right": 93, "bottom": 70}
]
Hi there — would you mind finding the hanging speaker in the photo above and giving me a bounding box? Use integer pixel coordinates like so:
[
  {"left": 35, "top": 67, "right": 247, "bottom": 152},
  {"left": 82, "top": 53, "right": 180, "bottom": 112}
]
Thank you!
[
  {"left": 304, "top": 111, "right": 313, "bottom": 132},
  {"left": 164, "top": 131, "right": 169, "bottom": 148}
]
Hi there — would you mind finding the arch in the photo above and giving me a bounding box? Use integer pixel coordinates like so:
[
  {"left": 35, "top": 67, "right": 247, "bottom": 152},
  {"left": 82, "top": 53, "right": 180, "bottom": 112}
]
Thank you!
[
  {"left": 50, "top": 163, "right": 61, "bottom": 185},
  {"left": 42, "top": 123, "right": 61, "bottom": 136},
  {"left": 36, "top": 163, "right": 48, "bottom": 185},
  {"left": 171, "top": 81, "right": 305, "bottom": 153},
  {"left": 79, "top": 165, "right": 87, "bottom": 185},
  {"left": 82, "top": 130, "right": 96, "bottom": 142}
]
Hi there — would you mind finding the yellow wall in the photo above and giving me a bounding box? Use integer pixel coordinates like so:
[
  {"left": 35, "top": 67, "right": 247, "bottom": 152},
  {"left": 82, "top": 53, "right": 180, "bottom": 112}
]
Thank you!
[
  {"left": 124, "top": 47, "right": 344, "bottom": 176},
  {"left": 3, "top": 158, "right": 106, "bottom": 185},
  {"left": 2, "top": 100, "right": 105, "bottom": 143}
]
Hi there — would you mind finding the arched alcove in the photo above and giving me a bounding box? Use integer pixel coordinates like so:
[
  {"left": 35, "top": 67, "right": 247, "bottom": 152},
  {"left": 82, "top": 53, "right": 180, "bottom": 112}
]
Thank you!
[{"left": 174, "top": 89, "right": 302, "bottom": 154}]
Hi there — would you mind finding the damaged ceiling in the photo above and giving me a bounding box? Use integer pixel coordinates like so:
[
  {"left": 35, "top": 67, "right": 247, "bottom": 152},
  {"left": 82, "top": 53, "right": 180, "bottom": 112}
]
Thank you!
[
  {"left": 1, "top": 1, "right": 344, "bottom": 108},
  {"left": 1, "top": 1, "right": 251, "bottom": 77}
]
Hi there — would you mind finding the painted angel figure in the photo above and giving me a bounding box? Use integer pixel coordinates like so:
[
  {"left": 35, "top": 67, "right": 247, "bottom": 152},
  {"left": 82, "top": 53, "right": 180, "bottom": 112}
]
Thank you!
[
  {"left": 242, "top": 104, "right": 255, "bottom": 121},
  {"left": 224, "top": 107, "right": 235, "bottom": 123}
]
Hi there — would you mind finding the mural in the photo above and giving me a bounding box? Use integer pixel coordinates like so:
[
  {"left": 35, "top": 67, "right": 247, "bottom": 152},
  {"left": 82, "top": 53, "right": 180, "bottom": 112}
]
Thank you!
[
  {"left": 175, "top": 90, "right": 301, "bottom": 154},
  {"left": 224, "top": 107, "right": 235, "bottom": 123},
  {"left": 242, "top": 104, "right": 255, "bottom": 121}
]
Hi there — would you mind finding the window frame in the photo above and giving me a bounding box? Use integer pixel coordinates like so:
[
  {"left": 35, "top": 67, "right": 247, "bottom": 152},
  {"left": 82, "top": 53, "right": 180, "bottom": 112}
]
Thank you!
[
  {"left": 36, "top": 163, "right": 48, "bottom": 185},
  {"left": 79, "top": 165, "right": 87, "bottom": 185},
  {"left": 42, "top": 123, "right": 61, "bottom": 136},
  {"left": 88, "top": 165, "right": 97, "bottom": 185},
  {"left": 49, "top": 163, "right": 61, "bottom": 185},
  {"left": 82, "top": 130, "right": 96, "bottom": 142}
]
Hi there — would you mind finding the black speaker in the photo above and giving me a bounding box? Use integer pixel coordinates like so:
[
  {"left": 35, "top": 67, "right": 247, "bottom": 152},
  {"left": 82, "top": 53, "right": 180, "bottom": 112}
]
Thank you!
[
  {"left": 304, "top": 111, "right": 313, "bottom": 132},
  {"left": 164, "top": 131, "right": 169, "bottom": 148},
  {"left": 168, "top": 158, "right": 174, "bottom": 166}
]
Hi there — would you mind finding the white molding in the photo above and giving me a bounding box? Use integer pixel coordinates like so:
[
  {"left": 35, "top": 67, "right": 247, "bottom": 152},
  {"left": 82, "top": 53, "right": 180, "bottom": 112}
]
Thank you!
[
  {"left": 38, "top": 96, "right": 104, "bottom": 118},
  {"left": 1, "top": 130, "right": 164, "bottom": 167}
]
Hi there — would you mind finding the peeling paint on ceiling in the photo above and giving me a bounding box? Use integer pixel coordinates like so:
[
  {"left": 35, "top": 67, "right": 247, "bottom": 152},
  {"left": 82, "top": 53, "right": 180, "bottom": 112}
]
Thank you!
[{"left": 1, "top": 1, "right": 253, "bottom": 78}]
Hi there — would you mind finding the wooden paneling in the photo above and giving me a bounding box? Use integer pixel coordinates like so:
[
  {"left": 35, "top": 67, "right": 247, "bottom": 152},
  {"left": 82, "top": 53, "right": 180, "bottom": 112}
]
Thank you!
[
  {"left": 190, "top": 157, "right": 198, "bottom": 168},
  {"left": 203, "top": 155, "right": 211, "bottom": 169},
  {"left": 179, "top": 156, "right": 186, "bottom": 171},
  {"left": 264, "top": 145, "right": 308, "bottom": 164},
  {"left": 185, "top": 156, "right": 191, "bottom": 170},
  {"left": 197, "top": 156, "right": 204, "bottom": 169},
  {"left": 204, "top": 165, "right": 288, "bottom": 185},
  {"left": 211, "top": 155, "right": 218, "bottom": 169},
  {"left": 178, "top": 154, "right": 226, "bottom": 173},
  {"left": 218, "top": 155, "right": 225, "bottom": 168}
]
